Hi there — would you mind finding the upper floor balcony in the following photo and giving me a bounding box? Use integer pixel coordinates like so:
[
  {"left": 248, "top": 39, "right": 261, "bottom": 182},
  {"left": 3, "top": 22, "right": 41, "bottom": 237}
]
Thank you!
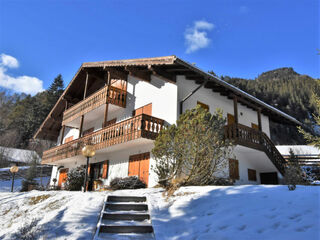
[
  {"left": 62, "top": 85, "right": 127, "bottom": 126},
  {"left": 42, "top": 114, "right": 164, "bottom": 164}
]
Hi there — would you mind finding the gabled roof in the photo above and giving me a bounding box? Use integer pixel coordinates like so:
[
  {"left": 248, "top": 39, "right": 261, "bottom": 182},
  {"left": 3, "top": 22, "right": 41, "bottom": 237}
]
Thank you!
[{"left": 34, "top": 55, "right": 301, "bottom": 141}]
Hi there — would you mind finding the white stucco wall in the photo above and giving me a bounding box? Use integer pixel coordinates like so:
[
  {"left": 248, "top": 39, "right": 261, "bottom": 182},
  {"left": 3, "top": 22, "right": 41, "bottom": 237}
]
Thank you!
[{"left": 176, "top": 76, "right": 271, "bottom": 137}]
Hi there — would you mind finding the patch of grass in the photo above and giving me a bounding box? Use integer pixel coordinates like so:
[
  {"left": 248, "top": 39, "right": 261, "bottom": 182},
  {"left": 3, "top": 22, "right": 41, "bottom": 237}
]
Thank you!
[
  {"left": 42, "top": 197, "right": 66, "bottom": 210},
  {"left": 2, "top": 207, "right": 12, "bottom": 215},
  {"left": 174, "top": 191, "right": 196, "bottom": 197},
  {"left": 29, "top": 194, "right": 51, "bottom": 205}
]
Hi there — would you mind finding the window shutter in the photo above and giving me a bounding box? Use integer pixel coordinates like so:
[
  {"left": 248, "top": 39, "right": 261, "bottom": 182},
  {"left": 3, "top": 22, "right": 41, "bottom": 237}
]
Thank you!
[
  {"left": 102, "top": 160, "right": 109, "bottom": 179},
  {"left": 229, "top": 159, "right": 239, "bottom": 180},
  {"left": 87, "top": 164, "right": 91, "bottom": 176}
]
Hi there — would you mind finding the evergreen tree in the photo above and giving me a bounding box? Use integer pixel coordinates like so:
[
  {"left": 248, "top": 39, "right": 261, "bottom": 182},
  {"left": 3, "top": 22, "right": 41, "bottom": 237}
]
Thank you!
[{"left": 152, "top": 105, "right": 234, "bottom": 194}]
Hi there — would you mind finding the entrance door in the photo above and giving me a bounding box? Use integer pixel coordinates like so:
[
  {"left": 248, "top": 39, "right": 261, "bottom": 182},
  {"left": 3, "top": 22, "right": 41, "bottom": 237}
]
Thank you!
[
  {"left": 260, "top": 172, "right": 278, "bottom": 184},
  {"left": 128, "top": 152, "right": 150, "bottom": 186},
  {"left": 58, "top": 168, "right": 68, "bottom": 188}
]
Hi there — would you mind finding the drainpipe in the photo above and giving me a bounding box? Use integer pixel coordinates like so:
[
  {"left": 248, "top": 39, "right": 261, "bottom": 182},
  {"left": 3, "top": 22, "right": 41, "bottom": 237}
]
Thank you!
[{"left": 179, "top": 79, "right": 209, "bottom": 115}]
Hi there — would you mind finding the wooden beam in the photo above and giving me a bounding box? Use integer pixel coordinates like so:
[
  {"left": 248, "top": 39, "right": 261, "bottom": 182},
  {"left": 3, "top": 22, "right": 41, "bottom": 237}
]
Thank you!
[
  {"left": 83, "top": 71, "right": 89, "bottom": 100},
  {"left": 233, "top": 96, "right": 239, "bottom": 125},
  {"left": 125, "top": 66, "right": 151, "bottom": 82},
  {"left": 103, "top": 67, "right": 128, "bottom": 80},
  {"left": 41, "top": 129, "right": 59, "bottom": 137},
  {"left": 148, "top": 65, "right": 176, "bottom": 83}
]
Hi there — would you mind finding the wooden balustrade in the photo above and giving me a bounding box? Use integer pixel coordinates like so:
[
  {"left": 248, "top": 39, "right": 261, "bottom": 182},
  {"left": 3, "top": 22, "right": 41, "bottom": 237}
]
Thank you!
[
  {"left": 62, "top": 86, "right": 127, "bottom": 125},
  {"left": 224, "top": 123, "right": 286, "bottom": 174},
  {"left": 42, "top": 114, "right": 164, "bottom": 164}
]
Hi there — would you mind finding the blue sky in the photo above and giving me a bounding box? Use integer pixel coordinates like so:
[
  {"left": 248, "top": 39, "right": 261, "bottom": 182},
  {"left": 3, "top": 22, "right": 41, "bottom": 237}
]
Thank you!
[{"left": 0, "top": 0, "right": 319, "bottom": 94}]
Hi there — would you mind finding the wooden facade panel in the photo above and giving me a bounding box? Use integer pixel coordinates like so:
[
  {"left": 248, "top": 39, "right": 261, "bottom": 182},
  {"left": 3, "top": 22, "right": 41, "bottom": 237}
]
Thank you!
[
  {"left": 65, "top": 136, "right": 73, "bottom": 143},
  {"left": 133, "top": 103, "right": 152, "bottom": 116}
]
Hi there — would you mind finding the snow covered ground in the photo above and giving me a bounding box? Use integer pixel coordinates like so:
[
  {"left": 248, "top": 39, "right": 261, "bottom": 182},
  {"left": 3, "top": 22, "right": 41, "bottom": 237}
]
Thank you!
[{"left": 0, "top": 185, "right": 319, "bottom": 240}]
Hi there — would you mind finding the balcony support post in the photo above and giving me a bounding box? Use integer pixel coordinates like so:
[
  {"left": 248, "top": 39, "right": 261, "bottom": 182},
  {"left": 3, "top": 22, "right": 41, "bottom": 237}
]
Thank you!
[
  {"left": 79, "top": 115, "right": 84, "bottom": 138},
  {"left": 83, "top": 71, "right": 89, "bottom": 100},
  {"left": 257, "top": 108, "right": 262, "bottom": 131},
  {"left": 60, "top": 125, "right": 65, "bottom": 145},
  {"left": 103, "top": 71, "right": 111, "bottom": 128},
  {"left": 233, "top": 96, "right": 239, "bottom": 138}
]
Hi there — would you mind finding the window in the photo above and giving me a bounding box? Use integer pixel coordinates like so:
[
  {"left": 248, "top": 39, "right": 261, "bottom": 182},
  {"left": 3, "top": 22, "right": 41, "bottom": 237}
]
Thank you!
[
  {"left": 133, "top": 103, "right": 152, "bottom": 116},
  {"left": 103, "top": 118, "right": 116, "bottom": 128},
  {"left": 248, "top": 169, "right": 257, "bottom": 181},
  {"left": 229, "top": 159, "right": 239, "bottom": 180},
  {"left": 227, "top": 114, "right": 235, "bottom": 125},
  {"left": 197, "top": 101, "right": 209, "bottom": 111},
  {"left": 83, "top": 127, "right": 94, "bottom": 136}
]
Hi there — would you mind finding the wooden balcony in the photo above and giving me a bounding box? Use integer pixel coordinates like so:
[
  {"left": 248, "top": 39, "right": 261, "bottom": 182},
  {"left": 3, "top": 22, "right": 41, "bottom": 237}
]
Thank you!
[
  {"left": 224, "top": 123, "right": 286, "bottom": 175},
  {"left": 42, "top": 114, "right": 164, "bottom": 164},
  {"left": 62, "top": 85, "right": 127, "bottom": 125}
]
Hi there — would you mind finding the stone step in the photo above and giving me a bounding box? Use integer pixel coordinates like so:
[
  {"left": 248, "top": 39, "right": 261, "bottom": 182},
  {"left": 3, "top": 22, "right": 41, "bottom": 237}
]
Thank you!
[
  {"left": 105, "top": 203, "right": 148, "bottom": 211},
  {"left": 98, "top": 232, "right": 154, "bottom": 240},
  {"left": 101, "top": 219, "right": 150, "bottom": 226},
  {"left": 102, "top": 213, "right": 150, "bottom": 221},
  {"left": 107, "top": 196, "right": 147, "bottom": 203},
  {"left": 99, "top": 225, "right": 154, "bottom": 234}
]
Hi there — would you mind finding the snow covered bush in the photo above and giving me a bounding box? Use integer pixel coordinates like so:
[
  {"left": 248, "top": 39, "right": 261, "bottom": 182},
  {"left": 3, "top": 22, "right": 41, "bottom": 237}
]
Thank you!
[
  {"left": 65, "top": 167, "right": 85, "bottom": 191},
  {"left": 110, "top": 176, "right": 146, "bottom": 190},
  {"left": 152, "top": 106, "right": 233, "bottom": 191}
]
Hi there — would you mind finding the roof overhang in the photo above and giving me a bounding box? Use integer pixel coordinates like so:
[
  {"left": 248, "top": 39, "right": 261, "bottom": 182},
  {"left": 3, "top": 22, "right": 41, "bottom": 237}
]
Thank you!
[{"left": 34, "top": 55, "right": 301, "bottom": 141}]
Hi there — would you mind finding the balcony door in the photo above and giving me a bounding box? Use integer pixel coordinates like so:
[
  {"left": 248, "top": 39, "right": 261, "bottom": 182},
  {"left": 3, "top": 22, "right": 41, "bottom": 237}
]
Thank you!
[{"left": 128, "top": 152, "right": 150, "bottom": 186}]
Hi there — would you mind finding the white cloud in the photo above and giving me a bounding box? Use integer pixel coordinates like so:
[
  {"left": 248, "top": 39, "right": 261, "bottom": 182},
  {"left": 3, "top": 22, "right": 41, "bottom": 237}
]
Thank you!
[
  {"left": 0, "top": 54, "right": 44, "bottom": 95},
  {"left": 185, "top": 20, "right": 215, "bottom": 53}
]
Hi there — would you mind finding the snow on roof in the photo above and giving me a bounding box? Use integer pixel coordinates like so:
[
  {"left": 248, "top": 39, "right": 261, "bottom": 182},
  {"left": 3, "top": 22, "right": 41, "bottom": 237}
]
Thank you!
[
  {"left": 276, "top": 145, "right": 320, "bottom": 156},
  {"left": 0, "top": 147, "right": 40, "bottom": 163}
]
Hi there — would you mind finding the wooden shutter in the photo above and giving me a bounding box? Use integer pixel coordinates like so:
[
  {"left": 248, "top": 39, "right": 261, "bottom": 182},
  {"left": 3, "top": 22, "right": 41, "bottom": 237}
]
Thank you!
[
  {"left": 102, "top": 160, "right": 109, "bottom": 179},
  {"left": 248, "top": 169, "right": 257, "bottom": 181},
  {"left": 227, "top": 114, "right": 235, "bottom": 125},
  {"left": 197, "top": 101, "right": 209, "bottom": 111},
  {"left": 229, "top": 159, "right": 239, "bottom": 180}
]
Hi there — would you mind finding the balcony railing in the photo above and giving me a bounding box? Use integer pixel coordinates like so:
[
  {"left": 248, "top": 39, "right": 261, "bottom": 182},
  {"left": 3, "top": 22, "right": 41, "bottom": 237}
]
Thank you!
[
  {"left": 62, "top": 85, "right": 127, "bottom": 125},
  {"left": 224, "top": 123, "right": 286, "bottom": 175},
  {"left": 42, "top": 114, "right": 164, "bottom": 164}
]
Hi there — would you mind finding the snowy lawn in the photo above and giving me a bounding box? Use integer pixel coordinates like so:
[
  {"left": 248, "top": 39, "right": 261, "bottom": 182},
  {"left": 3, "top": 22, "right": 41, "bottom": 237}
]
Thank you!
[
  {"left": 0, "top": 185, "right": 319, "bottom": 240},
  {"left": 113, "top": 185, "right": 320, "bottom": 240},
  {"left": 0, "top": 191, "right": 105, "bottom": 240}
]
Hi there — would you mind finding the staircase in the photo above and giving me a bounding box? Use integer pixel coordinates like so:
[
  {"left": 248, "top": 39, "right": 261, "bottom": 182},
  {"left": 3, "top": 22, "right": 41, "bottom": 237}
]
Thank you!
[
  {"left": 94, "top": 195, "right": 155, "bottom": 240},
  {"left": 224, "top": 123, "right": 287, "bottom": 175}
]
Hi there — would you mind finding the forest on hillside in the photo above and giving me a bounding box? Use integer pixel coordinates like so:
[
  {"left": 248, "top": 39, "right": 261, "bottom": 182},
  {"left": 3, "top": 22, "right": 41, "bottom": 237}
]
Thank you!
[
  {"left": 221, "top": 67, "right": 320, "bottom": 144},
  {"left": 0, "top": 67, "right": 318, "bottom": 154},
  {"left": 0, "top": 75, "right": 64, "bottom": 155}
]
